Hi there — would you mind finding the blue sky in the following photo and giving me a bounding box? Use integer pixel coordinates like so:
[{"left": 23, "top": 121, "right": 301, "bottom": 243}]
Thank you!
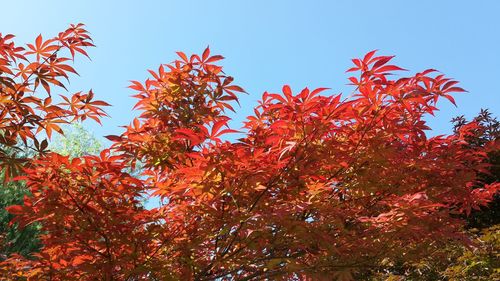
[{"left": 1, "top": 1, "right": 499, "bottom": 142}]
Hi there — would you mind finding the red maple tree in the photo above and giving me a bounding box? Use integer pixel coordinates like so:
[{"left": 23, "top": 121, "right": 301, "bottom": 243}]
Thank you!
[{"left": 1, "top": 26, "right": 498, "bottom": 280}]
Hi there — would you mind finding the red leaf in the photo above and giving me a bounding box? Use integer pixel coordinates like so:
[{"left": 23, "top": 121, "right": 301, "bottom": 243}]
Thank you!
[
  {"left": 202, "top": 46, "right": 210, "bottom": 62},
  {"left": 282, "top": 85, "right": 292, "bottom": 98},
  {"left": 176, "top": 51, "right": 188, "bottom": 62},
  {"left": 105, "top": 135, "right": 122, "bottom": 142},
  {"left": 206, "top": 55, "right": 224, "bottom": 63},
  {"left": 310, "top": 87, "right": 330, "bottom": 97},
  {"left": 374, "top": 65, "right": 407, "bottom": 73},
  {"left": 363, "top": 50, "right": 378, "bottom": 64},
  {"left": 5, "top": 205, "right": 24, "bottom": 215}
]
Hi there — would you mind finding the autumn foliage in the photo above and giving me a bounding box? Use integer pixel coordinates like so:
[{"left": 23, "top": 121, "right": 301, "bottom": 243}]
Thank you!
[
  {"left": 0, "top": 25, "right": 498, "bottom": 280},
  {"left": 0, "top": 24, "right": 108, "bottom": 180}
]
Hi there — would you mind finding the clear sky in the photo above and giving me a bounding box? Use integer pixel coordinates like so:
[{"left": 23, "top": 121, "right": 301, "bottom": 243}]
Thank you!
[{"left": 1, "top": 1, "right": 499, "bottom": 143}]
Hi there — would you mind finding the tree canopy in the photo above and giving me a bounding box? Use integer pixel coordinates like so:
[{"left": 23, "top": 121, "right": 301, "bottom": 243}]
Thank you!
[{"left": 0, "top": 25, "right": 498, "bottom": 281}]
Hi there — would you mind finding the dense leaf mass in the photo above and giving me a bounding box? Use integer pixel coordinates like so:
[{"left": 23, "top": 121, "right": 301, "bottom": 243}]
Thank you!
[{"left": 0, "top": 27, "right": 498, "bottom": 280}]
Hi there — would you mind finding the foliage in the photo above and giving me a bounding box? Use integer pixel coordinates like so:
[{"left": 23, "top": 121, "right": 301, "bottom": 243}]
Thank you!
[
  {"left": 0, "top": 24, "right": 109, "bottom": 278},
  {"left": 49, "top": 123, "right": 102, "bottom": 158},
  {"left": 364, "top": 225, "right": 499, "bottom": 281},
  {"left": 443, "top": 225, "right": 499, "bottom": 280},
  {"left": 452, "top": 109, "right": 499, "bottom": 229},
  {"left": 0, "top": 24, "right": 108, "bottom": 180},
  {"left": 0, "top": 26, "right": 499, "bottom": 280},
  {"left": 357, "top": 110, "right": 500, "bottom": 280},
  {"left": 0, "top": 123, "right": 103, "bottom": 265},
  {"left": 0, "top": 167, "right": 41, "bottom": 260}
]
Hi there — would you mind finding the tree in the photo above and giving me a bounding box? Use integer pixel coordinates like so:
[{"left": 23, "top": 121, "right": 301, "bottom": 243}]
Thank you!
[
  {"left": 50, "top": 123, "right": 102, "bottom": 159},
  {"left": 452, "top": 109, "right": 499, "bottom": 229},
  {"left": 0, "top": 27, "right": 498, "bottom": 280}
]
